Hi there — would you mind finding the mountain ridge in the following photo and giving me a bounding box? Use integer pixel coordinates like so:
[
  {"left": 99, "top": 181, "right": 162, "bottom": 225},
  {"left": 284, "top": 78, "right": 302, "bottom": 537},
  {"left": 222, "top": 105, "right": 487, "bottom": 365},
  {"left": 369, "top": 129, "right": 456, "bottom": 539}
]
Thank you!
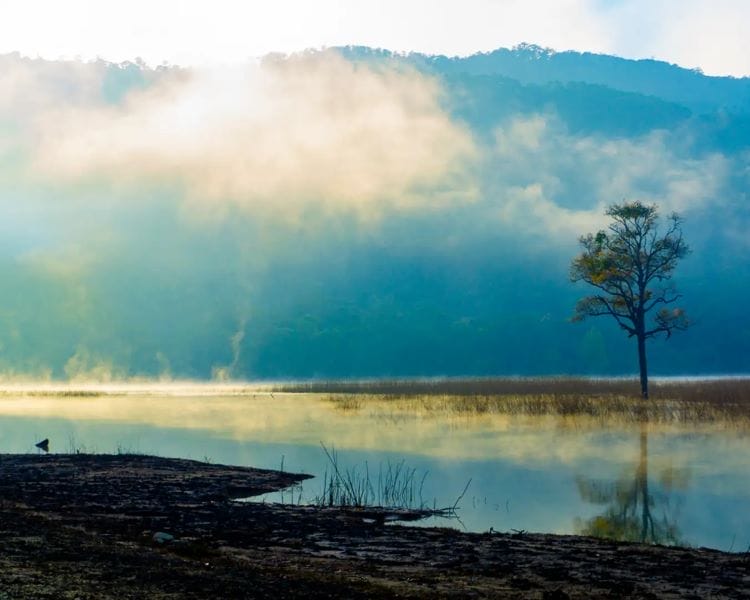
[{"left": 336, "top": 44, "right": 750, "bottom": 114}]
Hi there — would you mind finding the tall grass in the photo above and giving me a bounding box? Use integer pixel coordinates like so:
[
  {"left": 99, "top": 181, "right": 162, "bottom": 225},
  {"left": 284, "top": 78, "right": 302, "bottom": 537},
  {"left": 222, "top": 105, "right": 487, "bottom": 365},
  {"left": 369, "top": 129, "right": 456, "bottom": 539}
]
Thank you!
[
  {"left": 277, "top": 377, "right": 750, "bottom": 423},
  {"left": 315, "top": 444, "right": 427, "bottom": 509},
  {"left": 276, "top": 376, "right": 750, "bottom": 400},
  {"left": 0, "top": 389, "right": 105, "bottom": 397},
  {"left": 313, "top": 444, "right": 467, "bottom": 521}
]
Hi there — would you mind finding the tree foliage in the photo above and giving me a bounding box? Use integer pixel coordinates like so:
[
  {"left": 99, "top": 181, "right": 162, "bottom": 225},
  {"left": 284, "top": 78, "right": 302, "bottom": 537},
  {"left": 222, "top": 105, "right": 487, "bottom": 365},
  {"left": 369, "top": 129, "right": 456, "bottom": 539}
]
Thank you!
[{"left": 570, "top": 201, "right": 689, "bottom": 397}]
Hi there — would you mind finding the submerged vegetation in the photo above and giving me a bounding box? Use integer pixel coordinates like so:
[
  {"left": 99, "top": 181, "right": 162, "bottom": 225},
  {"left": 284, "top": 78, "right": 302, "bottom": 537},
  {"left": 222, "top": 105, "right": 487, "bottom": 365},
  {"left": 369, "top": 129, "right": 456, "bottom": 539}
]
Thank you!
[
  {"left": 276, "top": 375, "right": 750, "bottom": 400},
  {"left": 0, "top": 389, "right": 106, "bottom": 397},
  {"left": 316, "top": 444, "right": 427, "bottom": 509},
  {"left": 314, "top": 444, "right": 465, "bottom": 520},
  {"left": 278, "top": 377, "right": 750, "bottom": 424}
]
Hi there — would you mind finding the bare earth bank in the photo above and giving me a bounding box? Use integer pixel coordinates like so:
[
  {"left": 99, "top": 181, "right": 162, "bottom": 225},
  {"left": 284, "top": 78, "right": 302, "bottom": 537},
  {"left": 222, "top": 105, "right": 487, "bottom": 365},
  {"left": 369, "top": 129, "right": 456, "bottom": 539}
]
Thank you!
[{"left": 0, "top": 454, "right": 748, "bottom": 599}]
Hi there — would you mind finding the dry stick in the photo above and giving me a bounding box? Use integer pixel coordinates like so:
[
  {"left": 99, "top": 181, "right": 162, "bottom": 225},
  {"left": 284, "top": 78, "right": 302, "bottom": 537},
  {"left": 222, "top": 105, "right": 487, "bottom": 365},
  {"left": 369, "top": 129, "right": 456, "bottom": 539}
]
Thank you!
[
  {"left": 452, "top": 478, "right": 472, "bottom": 512},
  {"left": 419, "top": 471, "right": 428, "bottom": 508}
]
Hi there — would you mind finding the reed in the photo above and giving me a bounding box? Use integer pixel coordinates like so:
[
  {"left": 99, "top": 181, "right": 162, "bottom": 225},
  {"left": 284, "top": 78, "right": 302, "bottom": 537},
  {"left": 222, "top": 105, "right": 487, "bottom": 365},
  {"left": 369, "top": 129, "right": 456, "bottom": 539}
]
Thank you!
[
  {"left": 276, "top": 376, "right": 750, "bottom": 402},
  {"left": 275, "top": 377, "right": 750, "bottom": 424},
  {"left": 315, "top": 444, "right": 426, "bottom": 509}
]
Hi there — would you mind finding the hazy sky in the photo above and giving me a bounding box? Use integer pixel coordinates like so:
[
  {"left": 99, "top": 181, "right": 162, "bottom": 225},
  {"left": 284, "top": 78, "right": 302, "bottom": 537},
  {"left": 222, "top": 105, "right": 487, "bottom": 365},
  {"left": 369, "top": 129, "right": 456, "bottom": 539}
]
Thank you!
[{"left": 2, "top": 0, "right": 749, "bottom": 76}]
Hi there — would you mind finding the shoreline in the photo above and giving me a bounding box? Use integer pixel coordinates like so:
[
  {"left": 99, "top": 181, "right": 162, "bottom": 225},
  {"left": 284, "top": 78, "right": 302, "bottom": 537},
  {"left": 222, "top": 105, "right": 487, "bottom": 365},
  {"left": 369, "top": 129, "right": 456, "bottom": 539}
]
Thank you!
[
  {"left": 0, "top": 374, "right": 749, "bottom": 393},
  {"left": 1, "top": 453, "right": 747, "bottom": 598}
]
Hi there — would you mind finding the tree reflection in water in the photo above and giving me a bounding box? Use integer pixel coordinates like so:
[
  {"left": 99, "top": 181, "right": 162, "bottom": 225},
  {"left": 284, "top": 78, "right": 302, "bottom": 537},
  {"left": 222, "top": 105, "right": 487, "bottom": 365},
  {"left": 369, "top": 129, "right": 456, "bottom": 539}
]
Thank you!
[{"left": 575, "top": 423, "right": 688, "bottom": 545}]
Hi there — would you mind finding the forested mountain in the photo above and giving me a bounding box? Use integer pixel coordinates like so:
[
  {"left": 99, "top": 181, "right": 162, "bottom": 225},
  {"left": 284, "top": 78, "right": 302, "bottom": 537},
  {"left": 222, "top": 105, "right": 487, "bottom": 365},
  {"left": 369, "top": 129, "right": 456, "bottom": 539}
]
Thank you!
[
  {"left": 0, "top": 46, "right": 747, "bottom": 379},
  {"left": 341, "top": 44, "right": 750, "bottom": 110}
]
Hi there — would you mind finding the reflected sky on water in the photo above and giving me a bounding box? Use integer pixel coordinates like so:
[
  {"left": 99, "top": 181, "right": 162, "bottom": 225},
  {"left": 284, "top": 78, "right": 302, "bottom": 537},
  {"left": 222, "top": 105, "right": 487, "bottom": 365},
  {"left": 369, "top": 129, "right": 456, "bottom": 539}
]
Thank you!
[{"left": 0, "top": 387, "right": 748, "bottom": 551}]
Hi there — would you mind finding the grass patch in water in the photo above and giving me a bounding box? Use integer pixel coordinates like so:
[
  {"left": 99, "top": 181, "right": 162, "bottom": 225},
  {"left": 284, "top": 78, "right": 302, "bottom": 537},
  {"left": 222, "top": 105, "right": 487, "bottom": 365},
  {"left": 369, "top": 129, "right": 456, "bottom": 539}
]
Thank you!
[
  {"left": 315, "top": 443, "right": 427, "bottom": 509},
  {"left": 315, "top": 444, "right": 465, "bottom": 520},
  {"left": 277, "top": 378, "right": 750, "bottom": 424}
]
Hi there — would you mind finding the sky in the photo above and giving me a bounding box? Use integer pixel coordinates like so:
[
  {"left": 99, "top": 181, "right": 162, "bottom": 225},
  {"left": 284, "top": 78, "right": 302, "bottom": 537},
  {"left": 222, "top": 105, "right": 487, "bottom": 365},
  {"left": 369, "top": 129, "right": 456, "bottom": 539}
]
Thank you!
[{"left": 2, "top": 0, "right": 750, "bottom": 76}]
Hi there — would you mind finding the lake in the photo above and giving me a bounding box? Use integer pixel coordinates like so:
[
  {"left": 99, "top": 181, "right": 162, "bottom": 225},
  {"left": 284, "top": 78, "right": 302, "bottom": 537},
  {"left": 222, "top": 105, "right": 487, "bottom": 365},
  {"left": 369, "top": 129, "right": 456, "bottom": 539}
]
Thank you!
[{"left": 1, "top": 383, "right": 748, "bottom": 551}]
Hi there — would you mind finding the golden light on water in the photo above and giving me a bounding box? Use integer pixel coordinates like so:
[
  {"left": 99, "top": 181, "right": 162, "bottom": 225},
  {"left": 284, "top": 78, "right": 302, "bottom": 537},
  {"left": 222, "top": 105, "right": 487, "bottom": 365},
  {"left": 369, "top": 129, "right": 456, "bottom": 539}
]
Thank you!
[{"left": 1, "top": 384, "right": 749, "bottom": 479}]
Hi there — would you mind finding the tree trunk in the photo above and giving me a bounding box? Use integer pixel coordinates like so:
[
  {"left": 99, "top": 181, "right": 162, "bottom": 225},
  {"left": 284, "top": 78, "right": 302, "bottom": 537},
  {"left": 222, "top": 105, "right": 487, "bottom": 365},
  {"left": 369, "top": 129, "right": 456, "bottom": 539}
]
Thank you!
[{"left": 637, "top": 333, "right": 649, "bottom": 399}]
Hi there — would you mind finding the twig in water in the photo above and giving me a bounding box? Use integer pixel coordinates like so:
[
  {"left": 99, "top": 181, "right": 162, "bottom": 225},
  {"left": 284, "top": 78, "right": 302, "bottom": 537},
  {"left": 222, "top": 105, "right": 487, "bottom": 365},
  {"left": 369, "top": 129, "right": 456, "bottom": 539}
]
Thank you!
[{"left": 452, "top": 478, "right": 472, "bottom": 511}]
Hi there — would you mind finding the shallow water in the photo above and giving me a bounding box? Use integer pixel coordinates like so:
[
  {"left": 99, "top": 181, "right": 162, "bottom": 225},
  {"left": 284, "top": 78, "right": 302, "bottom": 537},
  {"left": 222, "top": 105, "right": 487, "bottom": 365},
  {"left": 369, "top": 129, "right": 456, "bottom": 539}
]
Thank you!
[{"left": 0, "top": 385, "right": 748, "bottom": 551}]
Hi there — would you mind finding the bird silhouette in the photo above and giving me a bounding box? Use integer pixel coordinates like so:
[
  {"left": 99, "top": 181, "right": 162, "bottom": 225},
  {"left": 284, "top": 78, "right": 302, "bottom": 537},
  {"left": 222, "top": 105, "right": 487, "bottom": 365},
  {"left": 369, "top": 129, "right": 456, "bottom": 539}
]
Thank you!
[{"left": 35, "top": 438, "right": 49, "bottom": 453}]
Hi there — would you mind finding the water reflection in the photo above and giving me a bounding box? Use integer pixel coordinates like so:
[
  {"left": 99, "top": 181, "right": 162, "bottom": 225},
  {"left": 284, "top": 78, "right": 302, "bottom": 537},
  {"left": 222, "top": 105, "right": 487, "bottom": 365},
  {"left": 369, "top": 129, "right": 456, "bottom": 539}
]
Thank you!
[
  {"left": 575, "top": 424, "right": 686, "bottom": 544},
  {"left": 0, "top": 388, "right": 748, "bottom": 550}
]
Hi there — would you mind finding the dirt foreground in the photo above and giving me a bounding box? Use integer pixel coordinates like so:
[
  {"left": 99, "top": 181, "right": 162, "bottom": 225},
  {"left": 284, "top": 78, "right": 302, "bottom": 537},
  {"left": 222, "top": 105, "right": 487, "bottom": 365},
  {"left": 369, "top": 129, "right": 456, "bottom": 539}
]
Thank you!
[{"left": 1, "top": 454, "right": 748, "bottom": 599}]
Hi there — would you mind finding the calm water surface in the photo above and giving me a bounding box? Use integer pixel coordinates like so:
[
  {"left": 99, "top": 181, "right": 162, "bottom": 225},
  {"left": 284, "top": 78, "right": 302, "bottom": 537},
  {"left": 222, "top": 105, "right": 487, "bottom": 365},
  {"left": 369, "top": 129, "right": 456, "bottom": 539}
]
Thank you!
[{"left": 1, "top": 384, "right": 748, "bottom": 551}]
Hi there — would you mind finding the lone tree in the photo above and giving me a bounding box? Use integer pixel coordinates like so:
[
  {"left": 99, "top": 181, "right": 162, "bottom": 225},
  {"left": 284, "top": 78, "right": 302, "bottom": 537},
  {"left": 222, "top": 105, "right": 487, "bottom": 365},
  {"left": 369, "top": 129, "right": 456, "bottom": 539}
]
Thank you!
[{"left": 570, "top": 201, "right": 689, "bottom": 398}]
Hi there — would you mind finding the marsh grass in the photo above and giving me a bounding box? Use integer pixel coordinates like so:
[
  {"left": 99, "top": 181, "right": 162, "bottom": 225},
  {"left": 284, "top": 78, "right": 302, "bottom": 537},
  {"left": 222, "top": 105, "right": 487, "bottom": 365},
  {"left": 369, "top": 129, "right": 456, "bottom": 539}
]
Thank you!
[
  {"left": 314, "top": 444, "right": 466, "bottom": 521},
  {"left": 278, "top": 378, "right": 750, "bottom": 424},
  {"left": 315, "top": 443, "right": 427, "bottom": 509},
  {"left": 0, "top": 390, "right": 105, "bottom": 397},
  {"left": 277, "top": 376, "right": 750, "bottom": 399}
]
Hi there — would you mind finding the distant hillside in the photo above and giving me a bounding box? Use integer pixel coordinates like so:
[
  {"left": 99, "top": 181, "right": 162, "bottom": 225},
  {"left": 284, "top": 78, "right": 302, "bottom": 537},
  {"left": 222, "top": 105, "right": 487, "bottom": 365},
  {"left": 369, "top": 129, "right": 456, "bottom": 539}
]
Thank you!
[
  {"left": 335, "top": 45, "right": 750, "bottom": 155},
  {"left": 339, "top": 44, "right": 750, "bottom": 114},
  {"left": 0, "top": 47, "right": 748, "bottom": 379}
]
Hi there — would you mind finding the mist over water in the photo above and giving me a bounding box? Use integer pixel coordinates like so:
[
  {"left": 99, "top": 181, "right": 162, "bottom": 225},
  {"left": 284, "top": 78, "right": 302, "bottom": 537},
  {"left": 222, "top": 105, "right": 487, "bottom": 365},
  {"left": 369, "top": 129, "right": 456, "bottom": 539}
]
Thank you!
[{"left": 1, "top": 387, "right": 748, "bottom": 551}]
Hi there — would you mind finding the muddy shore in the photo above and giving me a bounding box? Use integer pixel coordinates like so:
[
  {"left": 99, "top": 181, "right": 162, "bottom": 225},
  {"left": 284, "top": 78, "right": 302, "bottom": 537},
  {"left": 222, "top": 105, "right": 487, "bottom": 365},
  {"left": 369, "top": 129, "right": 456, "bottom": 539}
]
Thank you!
[{"left": 1, "top": 454, "right": 748, "bottom": 599}]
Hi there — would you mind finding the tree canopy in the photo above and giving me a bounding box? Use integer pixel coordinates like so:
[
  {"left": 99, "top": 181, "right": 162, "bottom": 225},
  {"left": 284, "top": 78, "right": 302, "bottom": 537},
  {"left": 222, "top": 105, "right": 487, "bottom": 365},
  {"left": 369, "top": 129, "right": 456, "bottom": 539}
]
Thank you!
[{"left": 570, "top": 201, "right": 690, "bottom": 397}]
